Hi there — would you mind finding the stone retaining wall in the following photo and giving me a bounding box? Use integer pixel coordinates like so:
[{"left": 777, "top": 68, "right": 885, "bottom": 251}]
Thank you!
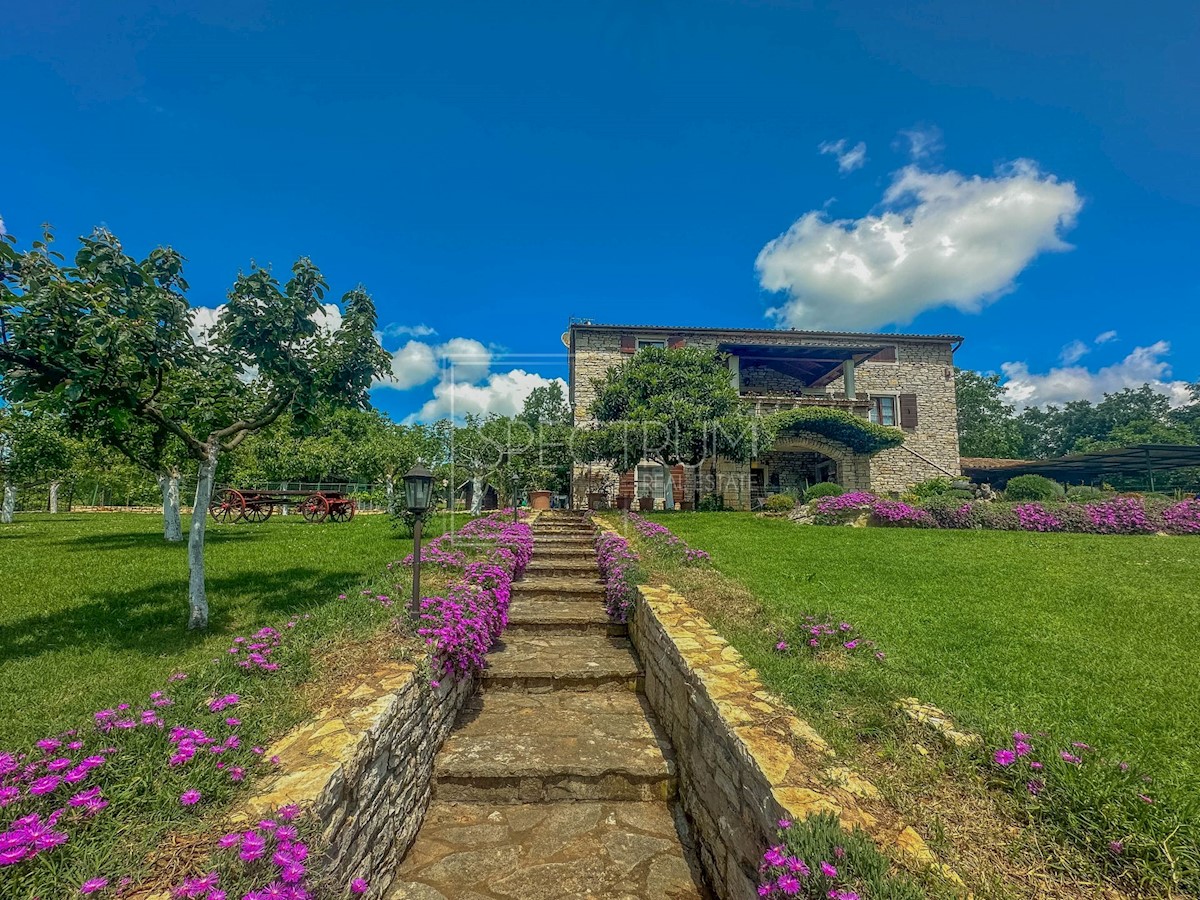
[
  {"left": 236, "top": 661, "right": 475, "bottom": 898},
  {"left": 627, "top": 583, "right": 958, "bottom": 899}
]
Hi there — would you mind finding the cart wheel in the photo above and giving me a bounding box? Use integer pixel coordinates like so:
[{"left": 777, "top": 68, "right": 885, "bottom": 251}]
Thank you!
[
  {"left": 244, "top": 502, "right": 273, "bottom": 523},
  {"left": 210, "top": 489, "right": 246, "bottom": 523},
  {"left": 329, "top": 500, "right": 355, "bottom": 523},
  {"left": 300, "top": 494, "right": 329, "bottom": 523}
]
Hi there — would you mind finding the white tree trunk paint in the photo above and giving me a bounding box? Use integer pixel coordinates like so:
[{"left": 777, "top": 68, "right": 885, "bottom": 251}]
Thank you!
[
  {"left": 159, "top": 470, "right": 183, "bottom": 542},
  {"left": 385, "top": 473, "right": 395, "bottom": 514},
  {"left": 49, "top": 481, "right": 60, "bottom": 514},
  {"left": 1, "top": 482, "right": 14, "bottom": 524},
  {"left": 470, "top": 475, "right": 485, "bottom": 514},
  {"left": 187, "top": 446, "right": 218, "bottom": 629},
  {"left": 660, "top": 461, "right": 675, "bottom": 511}
]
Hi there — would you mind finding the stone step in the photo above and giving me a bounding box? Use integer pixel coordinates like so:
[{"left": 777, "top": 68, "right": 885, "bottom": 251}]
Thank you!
[
  {"left": 525, "top": 558, "right": 599, "bottom": 577},
  {"left": 530, "top": 545, "right": 598, "bottom": 560},
  {"left": 434, "top": 691, "right": 675, "bottom": 803},
  {"left": 532, "top": 530, "right": 596, "bottom": 539},
  {"left": 388, "top": 800, "right": 708, "bottom": 899},
  {"left": 507, "top": 598, "right": 625, "bottom": 636},
  {"left": 512, "top": 576, "right": 605, "bottom": 602},
  {"left": 481, "top": 633, "right": 641, "bottom": 691}
]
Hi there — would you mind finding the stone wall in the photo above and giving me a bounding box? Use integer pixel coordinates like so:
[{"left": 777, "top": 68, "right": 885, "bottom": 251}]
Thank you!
[
  {"left": 237, "top": 662, "right": 476, "bottom": 899},
  {"left": 569, "top": 327, "right": 961, "bottom": 504},
  {"left": 626, "top": 582, "right": 958, "bottom": 899}
]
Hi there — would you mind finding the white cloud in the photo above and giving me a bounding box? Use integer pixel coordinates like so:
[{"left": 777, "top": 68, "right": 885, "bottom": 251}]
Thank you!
[
  {"left": 437, "top": 337, "right": 492, "bottom": 383},
  {"left": 757, "top": 159, "right": 1082, "bottom": 330},
  {"left": 381, "top": 323, "right": 437, "bottom": 338},
  {"left": 1059, "top": 340, "right": 1090, "bottom": 365},
  {"left": 1095, "top": 330, "right": 1118, "bottom": 344},
  {"left": 188, "top": 302, "right": 342, "bottom": 348},
  {"left": 1001, "top": 341, "right": 1193, "bottom": 411},
  {"left": 0, "top": 215, "right": 6, "bottom": 236},
  {"left": 378, "top": 340, "right": 439, "bottom": 390},
  {"left": 406, "top": 371, "right": 566, "bottom": 423},
  {"left": 818, "top": 139, "right": 867, "bottom": 173},
  {"left": 900, "top": 125, "right": 943, "bottom": 160}
]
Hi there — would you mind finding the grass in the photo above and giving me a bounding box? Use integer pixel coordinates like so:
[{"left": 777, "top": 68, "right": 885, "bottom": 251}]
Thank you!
[
  {"left": 0, "top": 511, "right": 450, "bottom": 747},
  {"left": 633, "top": 513, "right": 1200, "bottom": 894},
  {"left": 643, "top": 513, "right": 1200, "bottom": 780}
]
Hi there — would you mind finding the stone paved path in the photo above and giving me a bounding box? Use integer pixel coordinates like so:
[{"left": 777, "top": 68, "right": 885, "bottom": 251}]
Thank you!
[{"left": 388, "top": 512, "right": 710, "bottom": 900}]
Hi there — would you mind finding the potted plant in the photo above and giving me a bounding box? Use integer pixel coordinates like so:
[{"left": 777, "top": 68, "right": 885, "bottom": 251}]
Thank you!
[
  {"left": 527, "top": 465, "right": 554, "bottom": 510},
  {"left": 638, "top": 493, "right": 656, "bottom": 511},
  {"left": 615, "top": 495, "right": 632, "bottom": 511},
  {"left": 584, "top": 470, "right": 613, "bottom": 510}
]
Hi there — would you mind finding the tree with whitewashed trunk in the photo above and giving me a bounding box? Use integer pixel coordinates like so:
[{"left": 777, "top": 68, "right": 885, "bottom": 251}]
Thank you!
[
  {"left": 0, "top": 405, "right": 73, "bottom": 523},
  {"left": 0, "top": 226, "right": 389, "bottom": 628}
]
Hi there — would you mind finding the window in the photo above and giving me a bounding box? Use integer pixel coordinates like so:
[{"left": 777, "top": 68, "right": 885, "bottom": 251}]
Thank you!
[
  {"left": 637, "top": 339, "right": 667, "bottom": 352},
  {"left": 635, "top": 464, "right": 667, "bottom": 500},
  {"left": 869, "top": 396, "right": 897, "bottom": 426}
]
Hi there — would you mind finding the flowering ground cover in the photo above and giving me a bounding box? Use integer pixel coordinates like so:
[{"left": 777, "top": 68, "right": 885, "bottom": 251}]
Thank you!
[
  {"left": 0, "top": 512, "right": 454, "bottom": 749},
  {"left": 636, "top": 512, "right": 1200, "bottom": 895}
]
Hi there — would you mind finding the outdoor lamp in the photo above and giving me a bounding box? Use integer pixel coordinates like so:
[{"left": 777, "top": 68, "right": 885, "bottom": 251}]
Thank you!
[
  {"left": 403, "top": 463, "right": 434, "bottom": 615},
  {"left": 403, "top": 463, "right": 434, "bottom": 514}
]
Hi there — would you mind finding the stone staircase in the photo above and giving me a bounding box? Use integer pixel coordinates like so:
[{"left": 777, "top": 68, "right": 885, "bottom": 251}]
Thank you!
[{"left": 387, "top": 511, "right": 710, "bottom": 899}]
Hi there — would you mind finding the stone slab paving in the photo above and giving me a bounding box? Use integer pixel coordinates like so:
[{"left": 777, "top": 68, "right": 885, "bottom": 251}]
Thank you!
[
  {"left": 480, "top": 633, "right": 641, "bottom": 691},
  {"left": 388, "top": 801, "right": 707, "bottom": 900},
  {"left": 435, "top": 692, "right": 675, "bottom": 801},
  {"left": 389, "top": 512, "right": 710, "bottom": 899}
]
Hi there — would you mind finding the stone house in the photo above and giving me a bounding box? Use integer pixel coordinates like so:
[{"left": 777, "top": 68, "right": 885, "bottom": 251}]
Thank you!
[{"left": 567, "top": 322, "right": 963, "bottom": 509}]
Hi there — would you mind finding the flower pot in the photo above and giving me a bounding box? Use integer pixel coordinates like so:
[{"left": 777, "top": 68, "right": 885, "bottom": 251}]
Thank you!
[
  {"left": 638, "top": 497, "right": 655, "bottom": 511},
  {"left": 678, "top": 501, "right": 694, "bottom": 511},
  {"left": 529, "top": 490, "right": 552, "bottom": 510},
  {"left": 615, "top": 496, "right": 632, "bottom": 511},
  {"left": 587, "top": 491, "right": 608, "bottom": 510}
]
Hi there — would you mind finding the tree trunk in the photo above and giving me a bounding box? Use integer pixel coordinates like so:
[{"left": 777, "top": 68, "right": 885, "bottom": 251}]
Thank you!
[
  {"left": 470, "top": 475, "right": 485, "bottom": 514},
  {"left": 159, "top": 469, "right": 183, "bottom": 542},
  {"left": 49, "top": 481, "right": 60, "bottom": 514},
  {"left": 660, "top": 461, "right": 675, "bottom": 511},
  {"left": 187, "top": 445, "right": 218, "bottom": 629},
  {"left": 385, "top": 473, "right": 396, "bottom": 515},
  {"left": 1, "top": 482, "right": 14, "bottom": 524}
]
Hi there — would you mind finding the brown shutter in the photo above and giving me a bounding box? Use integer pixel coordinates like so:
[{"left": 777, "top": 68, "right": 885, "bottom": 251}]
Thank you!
[
  {"left": 619, "top": 470, "right": 635, "bottom": 498},
  {"left": 670, "top": 464, "right": 685, "bottom": 502},
  {"left": 899, "top": 394, "right": 918, "bottom": 428},
  {"left": 668, "top": 334, "right": 686, "bottom": 350},
  {"left": 870, "top": 346, "right": 897, "bottom": 362},
  {"left": 619, "top": 334, "right": 636, "bottom": 354}
]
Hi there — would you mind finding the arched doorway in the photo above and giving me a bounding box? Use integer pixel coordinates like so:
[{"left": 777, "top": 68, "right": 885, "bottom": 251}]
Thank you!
[{"left": 754, "top": 433, "right": 871, "bottom": 498}]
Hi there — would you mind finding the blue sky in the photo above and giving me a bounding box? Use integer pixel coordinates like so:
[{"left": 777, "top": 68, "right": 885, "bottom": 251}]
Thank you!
[{"left": 3, "top": 0, "right": 1197, "bottom": 421}]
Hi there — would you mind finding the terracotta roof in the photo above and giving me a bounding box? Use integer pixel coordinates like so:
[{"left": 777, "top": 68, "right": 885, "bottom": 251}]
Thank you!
[
  {"left": 567, "top": 321, "right": 964, "bottom": 343},
  {"left": 959, "top": 457, "right": 1031, "bottom": 470}
]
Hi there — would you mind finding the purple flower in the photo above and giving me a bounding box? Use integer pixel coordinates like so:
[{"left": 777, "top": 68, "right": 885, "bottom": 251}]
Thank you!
[
  {"left": 763, "top": 845, "right": 786, "bottom": 867},
  {"left": 993, "top": 749, "right": 1017, "bottom": 767},
  {"left": 80, "top": 877, "right": 109, "bottom": 894},
  {"left": 819, "top": 861, "right": 838, "bottom": 878},
  {"left": 179, "top": 789, "right": 202, "bottom": 806},
  {"left": 350, "top": 878, "right": 369, "bottom": 895}
]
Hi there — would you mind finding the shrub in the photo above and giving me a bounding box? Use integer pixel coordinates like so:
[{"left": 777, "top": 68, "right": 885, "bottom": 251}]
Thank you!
[
  {"left": 869, "top": 499, "right": 934, "bottom": 528},
  {"left": 1066, "top": 484, "right": 1104, "bottom": 501},
  {"left": 697, "top": 493, "right": 726, "bottom": 512},
  {"left": 1004, "top": 474, "right": 1065, "bottom": 502},
  {"left": 763, "top": 493, "right": 798, "bottom": 513},
  {"left": 766, "top": 406, "right": 906, "bottom": 454},
  {"left": 803, "top": 482, "right": 845, "bottom": 502},
  {"left": 595, "top": 531, "right": 641, "bottom": 622},
  {"left": 906, "top": 477, "right": 953, "bottom": 500},
  {"left": 756, "top": 813, "right": 924, "bottom": 899},
  {"left": 627, "top": 513, "right": 711, "bottom": 564}
]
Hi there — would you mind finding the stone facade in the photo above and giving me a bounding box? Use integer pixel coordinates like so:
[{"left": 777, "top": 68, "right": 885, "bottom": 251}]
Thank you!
[
  {"left": 235, "top": 662, "right": 476, "bottom": 899},
  {"left": 569, "top": 324, "right": 962, "bottom": 507},
  {"left": 626, "top": 581, "right": 960, "bottom": 898}
]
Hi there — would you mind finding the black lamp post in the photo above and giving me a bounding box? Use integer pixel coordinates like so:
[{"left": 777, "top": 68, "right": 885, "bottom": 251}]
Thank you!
[
  {"left": 403, "top": 462, "right": 434, "bottom": 616},
  {"left": 512, "top": 472, "right": 521, "bottom": 522}
]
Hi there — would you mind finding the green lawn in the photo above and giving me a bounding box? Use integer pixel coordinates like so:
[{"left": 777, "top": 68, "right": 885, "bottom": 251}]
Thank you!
[
  {"left": 647, "top": 514, "right": 1200, "bottom": 784},
  {"left": 0, "top": 512, "right": 430, "bottom": 747}
]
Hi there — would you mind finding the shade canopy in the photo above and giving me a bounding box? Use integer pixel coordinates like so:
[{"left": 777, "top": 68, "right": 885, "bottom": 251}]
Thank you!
[
  {"left": 720, "top": 342, "right": 885, "bottom": 389},
  {"left": 403, "top": 463, "right": 435, "bottom": 512},
  {"left": 961, "top": 444, "right": 1200, "bottom": 484}
]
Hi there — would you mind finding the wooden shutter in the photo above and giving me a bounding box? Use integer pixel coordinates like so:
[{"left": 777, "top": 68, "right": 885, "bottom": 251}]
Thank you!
[
  {"left": 899, "top": 394, "right": 919, "bottom": 428},
  {"left": 619, "top": 470, "right": 635, "bottom": 498},
  {"left": 619, "top": 334, "right": 636, "bottom": 354},
  {"left": 870, "top": 346, "right": 897, "bottom": 362},
  {"left": 668, "top": 334, "right": 686, "bottom": 350},
  {"left": 670, "top": 464, "right": 685, "bottom": 502}
]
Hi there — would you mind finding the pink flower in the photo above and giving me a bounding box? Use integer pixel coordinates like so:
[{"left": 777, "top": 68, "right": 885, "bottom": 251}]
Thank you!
[
  {"left": 179, "top": 789, "right": 201, "bottom": 806},
  {"left": 819, "top": 861, "right": 838, "bottom": 878},
  {"left": 1059, "top": 751, "right": 1081, "bottom": 764},
  {"left": 80, "top": 877, "right": 109, "bottom": 894},
  {"left": 350, "top": 880, "right": 369, "bottom": 895},
  {"left": 993, "top": 749, "right": 1016, "bottom": 767},
  {"left": 777, "top": 818, "right": 792, "bottom": 829},
  {"left": 763, "top": 845, "right": 786, "bottom": 867},
  {"left": 775, "top": 873, "right": 801, "bottom": 895}
]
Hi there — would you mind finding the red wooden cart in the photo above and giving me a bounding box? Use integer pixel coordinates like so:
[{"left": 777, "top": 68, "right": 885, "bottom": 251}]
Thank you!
[{"left": 209, "top": 489, "right": 356, "bottom": 524}]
